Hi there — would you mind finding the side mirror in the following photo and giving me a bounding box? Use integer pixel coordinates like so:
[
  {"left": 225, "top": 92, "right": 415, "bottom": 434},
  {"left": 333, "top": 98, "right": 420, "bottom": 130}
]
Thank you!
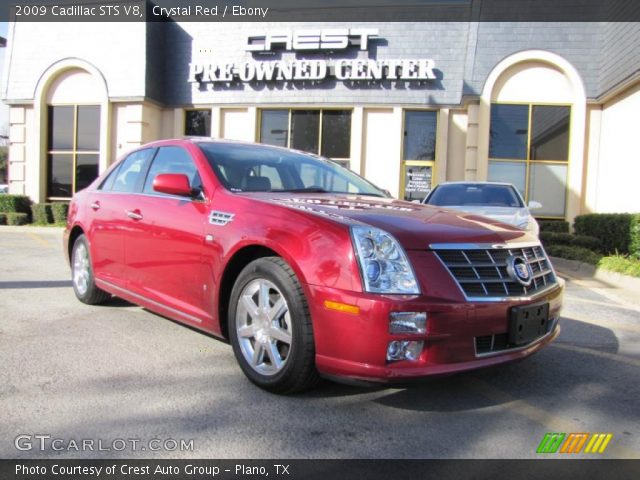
[
  {"left": 528, "top": 200, "right": 542, "bottom": 210},
  {"left": 153, "top": 173, "right": 193, "bottom": 197}
]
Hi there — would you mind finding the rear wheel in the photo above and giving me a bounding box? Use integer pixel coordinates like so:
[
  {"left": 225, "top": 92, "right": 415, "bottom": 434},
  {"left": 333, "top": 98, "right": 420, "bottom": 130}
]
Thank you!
[
  {"left": 229, "top": 257, "right": 319, "bottom": 394},
  {"left": 71, "top": 234, "right": 110, "bottom": 305}
]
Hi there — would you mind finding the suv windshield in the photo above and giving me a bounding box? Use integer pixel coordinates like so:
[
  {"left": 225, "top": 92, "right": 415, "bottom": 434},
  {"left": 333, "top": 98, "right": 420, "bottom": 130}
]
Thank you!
[
  {"left": 198, "top": 142, "right": 386, "bottom": 197},
  {"left": 426, "top": 183, "right": 524, "bottom": 208}
]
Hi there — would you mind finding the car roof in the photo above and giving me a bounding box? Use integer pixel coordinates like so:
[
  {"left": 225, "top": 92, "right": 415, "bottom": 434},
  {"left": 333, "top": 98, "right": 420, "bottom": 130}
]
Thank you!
[
  {"left": 435, "top": 181, "right": 516, "bottom": 187},
  {"left": 142, "top": 137, "right": 317, "bottom": 157}
]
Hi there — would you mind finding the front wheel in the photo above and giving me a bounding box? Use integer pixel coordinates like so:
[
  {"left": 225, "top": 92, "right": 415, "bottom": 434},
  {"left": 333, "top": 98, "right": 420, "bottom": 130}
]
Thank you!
[
  {"left": 228, "top": 257, "right": 319, "bottom": 394},
  {"left": 71, "top": 234, "right": 110, "bottom": 305}
]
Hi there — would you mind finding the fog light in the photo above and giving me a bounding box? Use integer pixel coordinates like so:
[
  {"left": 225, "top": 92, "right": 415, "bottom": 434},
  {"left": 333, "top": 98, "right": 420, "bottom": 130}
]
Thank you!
[
  {"left": 389, "top": 312, "right": 427, "bottom": 334},
  {"left": 386, "top": 340, "right": 424, "bottom": 362}
]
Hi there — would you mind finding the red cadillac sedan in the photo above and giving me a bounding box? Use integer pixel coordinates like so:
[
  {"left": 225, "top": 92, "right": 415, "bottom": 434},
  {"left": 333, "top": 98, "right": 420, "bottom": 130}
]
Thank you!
[{"left": 64, "top": 139, "right": 563, "bottom": 393}]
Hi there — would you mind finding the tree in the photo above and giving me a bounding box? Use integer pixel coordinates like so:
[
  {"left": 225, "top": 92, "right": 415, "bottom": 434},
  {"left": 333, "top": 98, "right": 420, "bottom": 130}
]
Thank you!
[{"left": 0, "top": 146, "right": 8, "bottom": 184}]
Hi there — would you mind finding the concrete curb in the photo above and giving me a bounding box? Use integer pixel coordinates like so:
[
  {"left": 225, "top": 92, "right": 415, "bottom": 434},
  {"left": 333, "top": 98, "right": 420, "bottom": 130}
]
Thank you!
[
  {"left": 0, "top": 225, "right": 65, "bottom": 234},
  {"left": 550, "top": 256, "right": 640, "bottom": 293}
]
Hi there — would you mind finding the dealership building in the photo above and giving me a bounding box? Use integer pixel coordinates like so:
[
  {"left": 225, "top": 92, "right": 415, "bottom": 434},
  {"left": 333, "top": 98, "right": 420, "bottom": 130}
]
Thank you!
[{"left": 2, "top": 15, "right": 639, "bottom": 221}]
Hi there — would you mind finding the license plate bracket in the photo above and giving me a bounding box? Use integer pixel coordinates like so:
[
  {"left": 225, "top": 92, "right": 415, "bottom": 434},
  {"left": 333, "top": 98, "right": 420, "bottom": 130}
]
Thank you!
[{"left": 509, "top": 303, "right": 550, "bottom": 346}]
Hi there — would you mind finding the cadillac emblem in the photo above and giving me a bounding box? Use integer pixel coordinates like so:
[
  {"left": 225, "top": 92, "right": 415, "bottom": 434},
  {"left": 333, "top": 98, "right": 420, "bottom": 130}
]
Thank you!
[{"left": 506, "top": 255, "right": 533, "bottom": 286}]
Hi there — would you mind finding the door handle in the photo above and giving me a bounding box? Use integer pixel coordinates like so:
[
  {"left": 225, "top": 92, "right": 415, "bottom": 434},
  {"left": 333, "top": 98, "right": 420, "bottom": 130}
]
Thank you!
[
  {"left": 126, "top": 210, "right": 143, "bottom": 220},
  {"left": 90, "top": 202, "right": 100, "bottom": 211}
]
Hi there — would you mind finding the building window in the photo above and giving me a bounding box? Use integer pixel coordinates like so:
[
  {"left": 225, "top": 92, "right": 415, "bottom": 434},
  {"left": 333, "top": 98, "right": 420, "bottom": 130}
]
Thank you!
[
  {"left": 185, "top": 109, "right": 211, "bottom": 136},
  {"left": 47, "top": 105, "right": 100, "bottom": 198},
  {"left": 259, "top": 109, "right": 352, "bottom": 163},
  {"left": 489, "top": 104, "right": 570, "bottom": 218},
  {"left": 401, "top": 110, "right": 438, "bottom": 201}
]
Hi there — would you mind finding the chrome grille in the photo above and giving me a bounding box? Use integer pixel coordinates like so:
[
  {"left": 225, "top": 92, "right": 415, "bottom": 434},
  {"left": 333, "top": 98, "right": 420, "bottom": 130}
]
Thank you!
[{"left": 433, "top": 244, "right": 556, "bottom": 299}]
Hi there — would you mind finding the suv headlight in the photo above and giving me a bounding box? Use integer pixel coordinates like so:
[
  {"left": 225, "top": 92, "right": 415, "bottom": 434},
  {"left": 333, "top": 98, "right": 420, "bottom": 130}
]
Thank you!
[{"left": 351, "top": 226, "right": 420, "bottom": 294}]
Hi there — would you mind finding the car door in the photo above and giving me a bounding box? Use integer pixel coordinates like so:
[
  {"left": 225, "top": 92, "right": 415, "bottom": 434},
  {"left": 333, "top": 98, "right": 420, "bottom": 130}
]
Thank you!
[
  {"left": 124, "top": 145, "right": 210, "bottom": 323},
  {"left": 86, "top": 148, "right": 155, "bottom": 288}
]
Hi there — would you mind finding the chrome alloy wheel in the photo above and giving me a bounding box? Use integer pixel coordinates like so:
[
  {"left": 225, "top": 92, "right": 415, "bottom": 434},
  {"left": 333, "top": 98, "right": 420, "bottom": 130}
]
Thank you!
[
  {"left": 235, "top": 278, "right": 293, "bottom": 376},
  {"left": 72, "top": 242, "right": 91, "bottom": 296}
]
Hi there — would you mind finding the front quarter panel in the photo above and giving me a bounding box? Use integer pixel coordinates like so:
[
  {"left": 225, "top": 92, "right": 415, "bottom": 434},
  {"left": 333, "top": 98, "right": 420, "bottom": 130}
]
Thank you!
[{"left": 202, "top": 192, "right": 362, "bottom": 335}]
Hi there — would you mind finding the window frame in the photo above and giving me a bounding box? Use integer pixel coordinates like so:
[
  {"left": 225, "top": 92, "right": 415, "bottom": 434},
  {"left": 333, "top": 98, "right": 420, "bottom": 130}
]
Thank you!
[
  {"left": 400, "top": 109, "right": 439, "bottom": 202},
  {"left": 258, "top": 108, "right": 353, "bottom": 162},
  {"left": 46, "top": 103, "right": 101, "bottom": 200},
  {"left": 488, "top": 101, "right": 572, "bottom": 219}
]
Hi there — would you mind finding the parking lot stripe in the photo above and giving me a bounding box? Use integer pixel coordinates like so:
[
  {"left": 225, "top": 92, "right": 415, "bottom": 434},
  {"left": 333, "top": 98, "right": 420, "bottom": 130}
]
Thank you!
[
  {"left": 27, "top": 232, "right": 51, "bottom": 248},
  {"left": 551, "top": 343, "right": 640, "bottom": 368}
]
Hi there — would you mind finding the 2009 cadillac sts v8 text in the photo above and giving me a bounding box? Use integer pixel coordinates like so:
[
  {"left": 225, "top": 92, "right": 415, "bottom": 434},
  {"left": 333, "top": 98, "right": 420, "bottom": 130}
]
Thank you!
[{"left": 64, "top": 139, "right": 563, "bottom": 393}]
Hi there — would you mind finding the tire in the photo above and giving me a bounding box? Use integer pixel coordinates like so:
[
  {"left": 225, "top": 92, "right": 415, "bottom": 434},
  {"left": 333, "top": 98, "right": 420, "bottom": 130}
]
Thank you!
[
  {"left": 71, "top": 234, "right": 111, "bottom": 305},
  {"left": 229, "top": 257, "right": 319, "bottom": 394}
]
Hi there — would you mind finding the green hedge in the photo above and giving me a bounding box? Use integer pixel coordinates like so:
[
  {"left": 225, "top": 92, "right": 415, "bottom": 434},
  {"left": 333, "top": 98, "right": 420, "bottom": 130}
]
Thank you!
[
  {"left": 539, "top": 220, "right": 570, "bottom": 233},
  {"left": 6, "top": 212, "right": 29, "bottom": 226},
  {"left": 545, "top": 244, "right": 602, "bottom": 265},
  {"left": 0, "top": 194, "right": 31, "bottom": 215},
  {"left": 573, "top": 213, "right": 640, "bottom": 257},
  {"left": 32, "top": 203, "right": 54, "bottom": 225},
  {"left": 52, "top": 202, "right": 69, "bottom": 224},
  {"left": 539, "top": 231, "right": 602, "bottom": 252}
]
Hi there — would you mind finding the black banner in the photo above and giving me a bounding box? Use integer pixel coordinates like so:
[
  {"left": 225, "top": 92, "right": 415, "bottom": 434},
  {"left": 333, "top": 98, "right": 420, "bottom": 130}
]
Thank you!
[
  {"left": 1, "top": 0, "right": 640, "bottom": 22},
  {"left": 2, "top": 459, "right": 640, "bottom": 480}
]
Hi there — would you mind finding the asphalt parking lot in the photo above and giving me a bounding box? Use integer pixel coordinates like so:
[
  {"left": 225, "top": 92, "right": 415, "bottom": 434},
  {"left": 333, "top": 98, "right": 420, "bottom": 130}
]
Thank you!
[{"left": 1, "top": 227, "right": 639, "bottom": 459}]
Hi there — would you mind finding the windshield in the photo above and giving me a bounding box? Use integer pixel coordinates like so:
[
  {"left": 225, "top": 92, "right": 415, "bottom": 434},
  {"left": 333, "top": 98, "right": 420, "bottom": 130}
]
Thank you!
[
  {"left": 197, "top": 142, "right": 386, "bottom": 197},
  {"left": 426, "top": 183, "right": 524, "bottom": 208}
]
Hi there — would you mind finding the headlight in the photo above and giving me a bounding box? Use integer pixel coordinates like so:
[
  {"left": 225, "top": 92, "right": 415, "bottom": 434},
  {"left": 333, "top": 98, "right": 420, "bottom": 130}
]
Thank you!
[
  {"left": 518, "top": 218, "right": 539, "bottom": 236},
  {"left": 351, "top": 226, "right": 420, "bottom": 294}
]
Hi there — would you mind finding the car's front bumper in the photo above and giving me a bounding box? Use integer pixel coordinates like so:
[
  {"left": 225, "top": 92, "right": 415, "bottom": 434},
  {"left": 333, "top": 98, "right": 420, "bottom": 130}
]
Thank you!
[{"left": 306, "top": 281, "right": 563, "bottom": 383}]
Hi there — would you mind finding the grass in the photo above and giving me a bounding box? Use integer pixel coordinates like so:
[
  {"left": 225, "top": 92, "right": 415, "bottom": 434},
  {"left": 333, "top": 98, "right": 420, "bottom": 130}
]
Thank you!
[
  {"left": 598, "top": 255, "right": 640, "bottom": 278},
  {"left": 546, "top": 244, "right": 640, "bottom": 278}
]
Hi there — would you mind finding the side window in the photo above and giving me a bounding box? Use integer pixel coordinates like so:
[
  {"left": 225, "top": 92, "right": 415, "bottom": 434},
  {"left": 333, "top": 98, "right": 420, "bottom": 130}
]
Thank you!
[
  {"left": 98, "top": 165, "right": 120, "bottom": 191},
  {"left": 111, "top": 149, "right": 155, "bottom": 193},
  {"left": 143, "top": 146, "right": 201, "bottom": 195}
]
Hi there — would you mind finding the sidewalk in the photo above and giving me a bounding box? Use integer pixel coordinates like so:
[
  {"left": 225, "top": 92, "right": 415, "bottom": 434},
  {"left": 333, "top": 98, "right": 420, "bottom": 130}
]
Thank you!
[
  {"left": 551, "top": 256, "right": 640, "bottom": 310},
  {"left": 0, "top": 225, "right": 65, "bottom": 234}
]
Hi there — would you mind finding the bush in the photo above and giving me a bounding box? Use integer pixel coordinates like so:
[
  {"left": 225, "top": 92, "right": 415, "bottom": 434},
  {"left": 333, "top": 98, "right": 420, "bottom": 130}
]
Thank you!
[
  {"left": 51, "top": 202, "right": 69, "bottom": 224},
  {"left": 599, "top": 255, "right": 640, "bottom": 278},
  {"left": 32, "top": 203, "right": 54, "bottom": 225},
  {"left": 0, "top": 213, "right": 6, "bottom": 225},
  {"left": 545, "top": 244, "right": 602, "bottom": 265},
  {"left": 0, "top": 194, "right": 31, "bottom": 215},
  {"left": 6, "top": 212, "right": 29, "bottom": 226},
  {"left": 539, "top": 232, "right": 602, "bottom": 252},
  {"left": 539, "top": 220, "right": 570, "bottom": 233},
  {"left": 574, "top": 213, "right": 640, "bottom": 257}
]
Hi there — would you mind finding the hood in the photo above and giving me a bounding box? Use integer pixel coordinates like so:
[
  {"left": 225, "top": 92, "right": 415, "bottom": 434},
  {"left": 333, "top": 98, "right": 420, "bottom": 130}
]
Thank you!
[
  {"left": 245, "top": 193, "right": 534, "bottom": 250},
  {"left": 443, "top": 205, "right": 530, "bottom": 229}
]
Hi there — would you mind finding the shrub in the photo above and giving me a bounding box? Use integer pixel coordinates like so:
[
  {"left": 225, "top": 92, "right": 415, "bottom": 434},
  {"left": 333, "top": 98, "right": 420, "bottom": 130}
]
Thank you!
[
  {"left": 0, "top": 213, "right": 6, "bottom": 225},
  {"left": 598, "top": 255, "right": 640, "bottom": 278},
  {"left": 6, "top": 212, "right": 29, "bottom": 226},
  {"left": 538, "top": 220, "right": 570, "bottom": 233},
  {"left": 0, "top": 194, "right": 31, "bottom": 215},
  {"left": 539, "top": 232, "right": 602, "bottom": 252},
  {"left": 573, "top": 213, "right": 640, "bottom": 257},
  {"left": 545, "top": 244, "right": 602, "bottom": 265},
  {"left": 32, "top": 203, "right": 54, "bottom": 225},
  {"left": 51, "top": 202, "right": 69, "bottom": 224}
]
